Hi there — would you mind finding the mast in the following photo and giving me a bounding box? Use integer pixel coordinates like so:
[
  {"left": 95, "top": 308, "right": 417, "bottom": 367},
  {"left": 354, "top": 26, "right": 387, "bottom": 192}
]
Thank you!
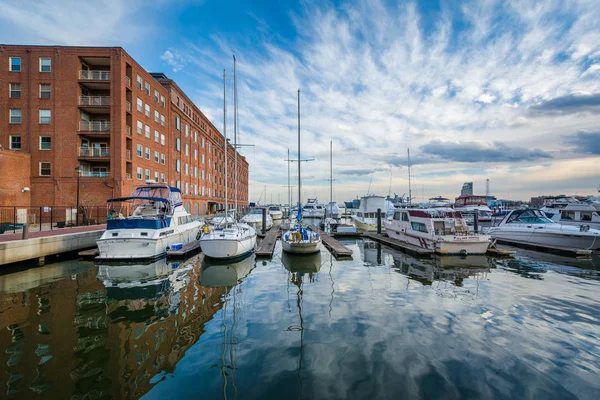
[
  {"left": 223, "top": 69, "right": 228, "bottom": 217},
  {"left": 288, "top": 148, "right": 291, "bottom": 217},
  {"left": 233, "top": 55, "right": 238, "bottom": 215},
  {"left": 297, "top": 89, "right": 301, "bottom": 210},
  {"left": 407, "top": 148, "right": 412, "bottom": 206},
  {"left": 330, "top": 141, "right": 332, "bottom": 205}
]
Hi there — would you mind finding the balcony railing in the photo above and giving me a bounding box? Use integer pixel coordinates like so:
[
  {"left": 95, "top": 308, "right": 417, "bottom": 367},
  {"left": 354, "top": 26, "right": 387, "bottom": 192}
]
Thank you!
[
  {"left": 79, "top": 96, "right": 110, "bottom": 106},
  {"left": 81, "top": 171, "right": 109, "bottom": 177},
  {"left": 79, "top": 147, "right": 110, "bottom": 157},
  {"left": 126, "top": 173, "right": 132, "bottom": 179},
  {"left": 125, "top": 76, "right": 131, "bottom": 88},
  {"left": 79, "top": 120, "right": 110, "bottom": 132},
  {"left": 126, "top": 125, "right": 131, "bottom": 136},
  {"left": 79, "top": 70, "right": 110, "bottom": 80},
  {"left": 126, "top": 150, "right": 131, "bottom": 160},
  {"left": 126, "top": 101, "right": 132, "bottom": 113}
]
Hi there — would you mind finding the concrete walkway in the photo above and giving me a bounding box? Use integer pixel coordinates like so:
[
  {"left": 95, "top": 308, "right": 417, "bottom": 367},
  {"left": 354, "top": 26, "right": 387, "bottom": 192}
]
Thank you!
[{"left": 0, "top": 225, "right": 106, "bottom": 243}]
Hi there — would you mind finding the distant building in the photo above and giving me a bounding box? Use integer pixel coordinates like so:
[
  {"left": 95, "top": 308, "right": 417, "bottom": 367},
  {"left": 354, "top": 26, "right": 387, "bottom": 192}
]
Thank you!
[{"left": 460, "top": 182, "right": 473, "bottom": 196}]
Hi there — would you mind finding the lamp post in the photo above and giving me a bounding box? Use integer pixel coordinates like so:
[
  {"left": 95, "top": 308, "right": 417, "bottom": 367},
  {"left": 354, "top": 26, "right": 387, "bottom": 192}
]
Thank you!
[{"left": 75, "top": 166, "right": 82, "bottom": 226}]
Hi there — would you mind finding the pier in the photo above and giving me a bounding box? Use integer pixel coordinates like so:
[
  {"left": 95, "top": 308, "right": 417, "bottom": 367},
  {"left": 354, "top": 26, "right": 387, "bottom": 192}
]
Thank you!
[
  {"left": 255, "top": 228, "right": 279, "bottom": 258},
  {"left": 315, "top": 228, "right": 353, "bottom": 259}
]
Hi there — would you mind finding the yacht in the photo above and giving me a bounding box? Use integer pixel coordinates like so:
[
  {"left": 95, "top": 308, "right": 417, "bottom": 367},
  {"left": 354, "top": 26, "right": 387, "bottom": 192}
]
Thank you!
[
  {"left": 351, "top": 195, "right": 387, "bottom": 231},
  {"left": 208, "top": 212, "right": 236, "bottom": 226},
  {"left": 325, "top": 201, "right": 341, "bottom": 219},
  {"left": 303, "top": 198, "right": 326, "bottom": 218},
  {"left": 384, "top": 208, "right": 491, "bottom": 255},
  {"left": 240, "top": 208, "right": 274, "bottom": 231},
  {"left": 268, "top": 206, "right": 284, "bottom": 220},
  {"left": 96, "top": 184, "right": 203, "bottom": 260},
  {"left": 453, "top": 195, "right": 493, "bottom": 222},
  {"left": 546, "top": 203, "right": 600, "bottom": 229},
  {"left": 488, "top": 209, "right": 600, "bottom": 251}
]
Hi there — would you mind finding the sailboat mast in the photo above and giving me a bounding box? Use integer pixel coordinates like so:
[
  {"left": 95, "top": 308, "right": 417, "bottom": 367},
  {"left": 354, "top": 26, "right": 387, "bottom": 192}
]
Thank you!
[
  {"left": 288, "top": 148, "right": 291, "bottom": 217},
  {"left": 407, "top": 148, "right": 411, "bottom": 205},
  {"left": 330, "top": 140, "right": 332, "bottom": 205},
  {"left": 297, "top": 89, "right": 301, "bottom": 209},
  {"left": 233, "top": 55, "right": 238, "bottom": 215},
  {"left": 223, "top": 70, "right": 228, "bottom": 215}
]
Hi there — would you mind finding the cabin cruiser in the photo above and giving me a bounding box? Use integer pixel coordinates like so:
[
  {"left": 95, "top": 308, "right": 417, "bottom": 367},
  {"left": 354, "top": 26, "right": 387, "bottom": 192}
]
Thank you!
[
  {"left": 303, "top": 198, "right": 326, "bottom": 218},
  {"left": 454, "top": 195, "right": 493, "bottom": 222},
  {"left": 384, "top": 208, "right": 491, "bottom": 255},
  {"left": 488, "top": 209, "right": 600, "bottom": 251},
  {"left": 97, "top": 184, "right": 203, "bottom": 260},
  {"left": 351, "top": 195, "right": 386, "bottom": 231},
  {"left": 268, "top": 206, "right": 283, "bottom": 220},
  {"left": 544, "top": 203, "right": 600, "bottom": 229},
  {"left": 240, "top": 208, "right": 274, "bottom": 231},
  {"left": 325, "top": 202, "right": 341, "bottom": 219}
]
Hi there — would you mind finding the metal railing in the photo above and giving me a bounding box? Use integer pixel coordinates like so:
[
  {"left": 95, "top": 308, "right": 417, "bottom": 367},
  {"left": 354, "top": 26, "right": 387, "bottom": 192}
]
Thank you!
[
  {"left": 126, "top": 101, "right": 132, "bottom": 112},
  {"left": 81, "top": 171, "right": 109, "bottom": 177},
  {"left": 126, "top": 173, "right": 132, "bottom": 179},
  {"left": 78, "top": 147, "right": 110, "bottom": 157},
  {"left": 126, "top": 125, "right": 131, "bottom": 136},
  {"left": 79, "top": 70, "right": 110, "bottom": 80},
  {"left": 126, "top": 149, "right": 131, "bottom": 160},
  {"left": 125, "top": 76, "right": 131, "bottom": 88},
  {"left": 79, "top": 120, "right": 110, "bottom": 131},
  {"left": 0, "top": 206, "right": 110, "bottom": 234},
  {"left": 79, "top": 96, "right": 110, "bottom": 106}
]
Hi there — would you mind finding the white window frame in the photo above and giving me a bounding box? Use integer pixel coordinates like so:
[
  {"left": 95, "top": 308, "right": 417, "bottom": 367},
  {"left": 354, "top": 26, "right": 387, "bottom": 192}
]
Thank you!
[
  {"left": 39, "top": 136, "right": 51, "bottom": 150},
  {"left": 160, "top": 95, "right": 165, "bottom": 107},
  {"left": 161, "top": 153, "right": 165, "bottom": 164},
  {"left": 9, "top": 57, "right": 21, "bottom": 72},
  {"left": 9, "top": 135, "right": 21, "bottom": 150},
  {"left": 39, "top": 162, "right": 51, "bottom": 176},
  {"left": 39, "top": 83, "right": 51, "bottom": 99},
  {"left": 39, "top": 57, "right": 51, "bottom": 72},
  {"left": 154, "top": 110, "right": 159, "bottom": 123},
  {"left": 176, "top": 160, "right": 181, "bottom": 172},
  {"left": 154, "top": 130, "right": 159, "bottom": 142},
  {"left": 9, "top": 108, "right": 21, "bottom": 124},
  {"left": 145, "top": 125, "right": 150, "bottom": 138},
  {"left": 185, "top": 143, "right": 189, "bottom": 156},
  {"left": 145, "top": 169, "right": 150, "bottom": 180},
  {"left": 160, "top": 114, "right": 165, "bottom": 126},
  {"left": 39, "top": 109, "right": 51, "bottom": 124},
  {"left": 9, "top": 82, "right": 21, "bottom": 98},
  {"left": 136, "top": 98, "right": 143, "bottom": 112},
  {"left": 145, "top": 147, "right": 150, "bottom": 160},
  {"left": 145, "top": 81, "right": 150, "bottom": 95},
  {"left": 160, "top": 134, "right": 165, "bottom": 146},
  {"left": 137, "top": 120, "right": 143, "bottom": 134},
  {"left": 137, "top": 144, "right": 143, "bottom": 157},
  {"left": 176, "top": 116, "right": 181, "bottom": 130},
  {"left": 137, "top": 167, "right": 143, "bottom": 180},
  {"left": 136, "top": 75, "right": 142, "bottom": 89},
  {"left": 154, "top": 150, "right": 159, "bottom": 163},
  {"left": 154, "top": 89, "right": 159, "bottom": 102},
  {"left": 144, "top": 104, "right": 150, "bottom": 117},
  {"left": 161, "top": 173, "right": 165, "bottom": 183}
]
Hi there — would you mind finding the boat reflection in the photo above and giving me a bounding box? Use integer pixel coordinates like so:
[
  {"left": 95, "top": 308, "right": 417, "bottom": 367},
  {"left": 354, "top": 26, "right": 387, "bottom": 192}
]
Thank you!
[
  {"left": 282, "top": 251, "right": 322, "bottom": 274},
  {"left": 200, "top": 253, "right": 256, "bottom": 287}
]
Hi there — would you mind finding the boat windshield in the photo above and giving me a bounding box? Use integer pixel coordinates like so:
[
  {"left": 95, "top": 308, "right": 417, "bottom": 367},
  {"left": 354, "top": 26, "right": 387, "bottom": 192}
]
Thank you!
[
  {"left": 269, "top": 207, "right": 281, "bottom": 211},
  {"left": 250, "top": 209, "right": 264, "bottom": 215},
  {"left": 506, "top": 210, "right": 554, "bottom": 224}
]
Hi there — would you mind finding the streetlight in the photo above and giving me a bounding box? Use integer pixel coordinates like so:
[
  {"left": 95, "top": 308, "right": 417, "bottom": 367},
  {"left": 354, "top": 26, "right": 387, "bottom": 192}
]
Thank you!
[{"left": 75, "top": 166, "right": 82, "bottom": 226}]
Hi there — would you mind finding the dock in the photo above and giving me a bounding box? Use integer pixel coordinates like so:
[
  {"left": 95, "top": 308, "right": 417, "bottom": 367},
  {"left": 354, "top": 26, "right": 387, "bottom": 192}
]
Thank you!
[
  {"left": 79, "top": 248, "right": 99, "bottom": 259},
  {"left": 494, "top": 238, "right": 593, "bottom": 258},
  {"left": 255, "top": 228, "right": 279, "bottom": 258},
  {"left": 318, "top": 231, "right": 353, "bottom": 259},
  {"left": 361, "top": 232, "right": 434, "bottom": 257},
  {"left": 167, "top": 241, "right": 202, "bottom": 258}
]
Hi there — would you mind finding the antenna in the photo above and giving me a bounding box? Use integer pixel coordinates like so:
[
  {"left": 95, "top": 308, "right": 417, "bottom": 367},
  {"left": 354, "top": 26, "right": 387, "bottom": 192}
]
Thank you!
[
  {"left": 388, "top": 167, "right": 393, "bottom": 197},
  {"left": 486, "top": 178, "right": 490, "bottom": 198},
  {"left": 367, "top": 171, "right": 374, "bottom": 195},
  {"left": 407, "top": 149, "right": 412, "bottom": 205}
]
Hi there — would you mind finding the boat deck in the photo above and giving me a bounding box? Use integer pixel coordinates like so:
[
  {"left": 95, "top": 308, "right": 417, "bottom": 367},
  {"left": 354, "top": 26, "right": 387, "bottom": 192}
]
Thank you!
[
  {"left": 167, "top": 241, "right": 202, "bottom": 258},
  {"left": 256, "top": 228, "right": 279, "bottom": 258}
]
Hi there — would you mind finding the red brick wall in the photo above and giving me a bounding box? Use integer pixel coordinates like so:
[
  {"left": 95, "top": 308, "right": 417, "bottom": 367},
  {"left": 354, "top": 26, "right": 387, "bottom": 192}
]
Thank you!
[{"left": 0, "top": 150, "right": 31, "bottom": 206}]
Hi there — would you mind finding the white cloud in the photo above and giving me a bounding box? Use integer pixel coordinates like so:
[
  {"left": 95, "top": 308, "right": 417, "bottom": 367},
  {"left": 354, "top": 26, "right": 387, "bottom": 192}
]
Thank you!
[
  {"left": 476, "top": 94, "right": 497, "bottom": 104},
  {"left": 161, "top": 49, "right": 187, "bottom": 72}
]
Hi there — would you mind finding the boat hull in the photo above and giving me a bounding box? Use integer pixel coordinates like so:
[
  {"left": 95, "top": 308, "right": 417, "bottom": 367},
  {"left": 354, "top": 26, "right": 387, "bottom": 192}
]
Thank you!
[
  {"left": 282, "top": 239, "right": 321, "bottom": 254},
  {"left": 352, "top": 218, "right": 383, "bottom": 232},
  {"left": 269, "top": 211, "right": 283, "bottom": 220},
  {"left": 488, "top": 228, "right": 600, "bottom": 251},
  {"left": 386, "top": 228, "right": 489, "bottom": 255},
  {"left": 201, "top": 235, "right": 257, "bottom": 259}
]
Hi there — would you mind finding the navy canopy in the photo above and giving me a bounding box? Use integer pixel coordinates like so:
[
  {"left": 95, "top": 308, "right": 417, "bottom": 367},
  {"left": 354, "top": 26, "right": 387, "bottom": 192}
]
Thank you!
[{"left": 107, "top": 196, "right": 170, "bottom": 203}]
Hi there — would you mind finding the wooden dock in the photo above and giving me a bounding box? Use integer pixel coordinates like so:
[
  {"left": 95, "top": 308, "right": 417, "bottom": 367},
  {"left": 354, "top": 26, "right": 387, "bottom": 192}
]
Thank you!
[
  {"left": 78, "top": 248, "right": 99, "bottom": 259},
  {"left": 319, "top": 231, "right": 353, "bottom": 259},
  {"left": 167, "top": 241, "right": 202, "bottom": 258},
  {"left": 255, "top": 228, "right": 279, "bottom": 258},
  {"left": 494, "top": 238, "right": 593, "bottom": 258},
  {"left": 361, "top": 232, "right": 434, "bottom": 257}
]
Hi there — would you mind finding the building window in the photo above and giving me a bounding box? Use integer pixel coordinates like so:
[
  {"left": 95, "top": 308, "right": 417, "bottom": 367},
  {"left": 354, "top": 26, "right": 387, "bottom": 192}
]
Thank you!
[
  {"left": 160, "top": 114, "right": 165, "bottom": 126},
  {"left": 185, "top": 143, "right": 189, "bottom": 156},
  {"left": 154, "top": 90, "right": 159, "bottom": 102},
  {"left": 154, "top": 151, "right": 159, "bottom": 162},
  {"left": 194, "top": 167, "right": 197, "bottom": 177},
  {"left": 185, "top": 182, "right": 189, "bottom": 194},
  {"left": 154, "top": 171, "right": 159, "bottom": 181},
  {"left": 145, "top": 147, "right": 150, "bottom": 160},
  {"left": 145, "top": 82, "right": 150, "bottom": 95},
  {"left": 194, "top": 149, "right": 197, "bottom": 160},
  {"left": 202, "top": 153, "right": 205, "bottom": 164},
  {"left": 176, "top": 138, "right": 181, "bottom": 152},
  {"left": 137, "top": 144, "right": 142, "bottom": 157},
  {"left": 175, "top": 116, "right": 180, "bottom": 130},
  {"left": 137, "top": 167, "right": 143, "bottom": 179},
  {"left": 136, "top": 98, "right": 143, "bottom": 112},
  {"left": 39, "top": 109, "right": 51, "bottom": 124},
  {"left": 185, "top": 163, "right": 189, "bottom": 175},
  {"left": 185, "top": 125, "right": 189, "bottom": 137},
  {"left": 154, "top": 110, "right": 159, "bottom": 123},
  {"left": 176, "top": 160, "right": 181, "bottom": 172},
  {"left": 137, "top": 120, "right": 143, "bottom": 134},
  {"left": 154, "top": 130, "right": 159, "bottom": 142},
  {"left": 201, "top": 137, "right": 205, "bottom": 148},
  {"left": 176, "top": 180, "right": 180, "bottom": 189},
  {"left": 39, "top": 136, "right": 51, "bottom": 150},
  {"left": 40, "top": 58, "right": 51, "bottom": 72},
  {"left": 161, "top": 153, "right": 165, "bottom": 164},
  {"left": 160, "top": 95, "right": 165, "bottom": 107},
  {"left": 160, "top": 134, "right": 165, "bottom": 146},
  {"left": 9, "top": 135, "right": 21, "bottom": 150},
  {"left": 145, "top": 169, "right": 150, "bottom": 180},
  {"left": 202, "top": 170, "right": 205, "bottom": 180},
  {"left": 9, "top": 57, "right": 21, "bottom": 72},
  {"left": 161, "top": 173, "right": 165, "bottom": 183},
  {"left": 9, "top": 83, "right": 21, "bottom": 98},
  {"left": 145, "top": 125, "right": 150, "bottom": 138},
  {"left": 9, "top": 109, "right": 21, "bottom": 124},
  {"left": 136, "top": 75, "right": 142, "bottom": 89},
  {"left": 144, "top": 104, "right": 150, "bottom": 117},
  {"left": 39, "top": 162, "right": 51, "bottom": 176},
  {"left": 40, "top": 83, "right": 51, "bottom": 99},
  {"left": 202, "top": 186, "right": 205, "bottom": 195}
]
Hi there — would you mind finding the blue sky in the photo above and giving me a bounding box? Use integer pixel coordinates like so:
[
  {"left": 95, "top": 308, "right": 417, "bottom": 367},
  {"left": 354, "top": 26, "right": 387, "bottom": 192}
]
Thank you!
[{"left": 2, "top": 0, "right": 599, "bottom": 202}]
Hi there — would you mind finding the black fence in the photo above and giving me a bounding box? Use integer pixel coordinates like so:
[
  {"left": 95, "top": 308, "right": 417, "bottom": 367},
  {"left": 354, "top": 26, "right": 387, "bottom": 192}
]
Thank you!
[{"left": 0, "top": 206, "right": 111, "bottom": 234}]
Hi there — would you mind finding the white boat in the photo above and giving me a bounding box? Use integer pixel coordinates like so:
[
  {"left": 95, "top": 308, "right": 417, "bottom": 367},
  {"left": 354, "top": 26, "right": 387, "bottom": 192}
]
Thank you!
[
  {"left": 488, "top": 209, "right": 600, "bottom": 251},
  {"left": 303, "top": 198, "right": 326, "bottom": 218},
  {"left": 325, "top": 202, "right": 341, "bottom": 219},
  {"left": 384, "top": 208, "right": 491, "bottom": 255},
  {"left": 96, "top": 184, "right": 203, "bottom": 260},
  {"left": 351, "top": 195, "right": 387, "bottom": 231},
  {"left": 544, "top": 203, "right": 600, "bottom": 229},
  {"left": 240, "top": 208, "right": 274, "bottom": 231},
  {"left": 200, "top": 62, "right": 257, "bottom": 260},
  {"left": 268, "top": 206, "right": 283, "bottom": 220},
  {"left": 209, "top": 213, "right": 236, "bottom": 226},
  {"left": 454, "top": 195, "right": 493, "bottom": 222},
  {"left": 281, "top": 89, "right": 322, "bottom": 255}
]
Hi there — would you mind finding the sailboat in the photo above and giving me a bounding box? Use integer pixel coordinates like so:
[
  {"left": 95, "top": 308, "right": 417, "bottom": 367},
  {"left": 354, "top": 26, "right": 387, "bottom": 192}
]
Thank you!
[
  {"left": 281, "top": 90, "right": 321, "bottom": 254},
  {"left": 200, "top": 58, "right": 257, "bottom": 259}
]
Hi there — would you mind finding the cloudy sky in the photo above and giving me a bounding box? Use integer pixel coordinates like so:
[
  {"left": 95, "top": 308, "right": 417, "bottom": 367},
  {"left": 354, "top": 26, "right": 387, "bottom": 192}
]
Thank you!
[{"left": 2, "top": 0, "right": 599, "bottom": 202}]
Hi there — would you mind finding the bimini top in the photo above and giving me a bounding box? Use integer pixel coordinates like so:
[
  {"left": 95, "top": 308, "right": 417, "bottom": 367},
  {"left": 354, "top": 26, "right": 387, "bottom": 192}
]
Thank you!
[{"left": 108, "top": 184, "right": 183, "bottom": 207}]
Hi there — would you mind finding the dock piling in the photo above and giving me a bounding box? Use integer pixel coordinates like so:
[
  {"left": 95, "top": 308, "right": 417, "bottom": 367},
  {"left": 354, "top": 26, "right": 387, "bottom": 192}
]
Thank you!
[
  {"left": 377, "top": 208, "right": 382, "bottom": 234},
  {"left": 473, "top": 210, "right": 479, "bottom": 232},
  {"left": 262, "top": 208, "right": 267, "bottom": 235}
]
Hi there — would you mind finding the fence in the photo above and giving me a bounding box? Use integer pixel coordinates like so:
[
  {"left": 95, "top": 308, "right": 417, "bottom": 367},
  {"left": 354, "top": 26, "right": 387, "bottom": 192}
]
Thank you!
[{"left": 0, "top": 206, "right": 115, "bottom": 234}]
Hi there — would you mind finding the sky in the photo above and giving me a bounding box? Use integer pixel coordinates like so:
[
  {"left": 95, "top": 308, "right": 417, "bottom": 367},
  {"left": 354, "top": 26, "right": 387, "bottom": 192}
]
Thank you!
[{"left": 1, "top": 0, "right": 600, "bottom": 203}]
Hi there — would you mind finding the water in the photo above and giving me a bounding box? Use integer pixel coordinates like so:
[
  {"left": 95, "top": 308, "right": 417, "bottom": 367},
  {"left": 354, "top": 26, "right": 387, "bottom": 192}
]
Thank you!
[{"left": 1, "top": 241, "right": 599, "bottom": 399}]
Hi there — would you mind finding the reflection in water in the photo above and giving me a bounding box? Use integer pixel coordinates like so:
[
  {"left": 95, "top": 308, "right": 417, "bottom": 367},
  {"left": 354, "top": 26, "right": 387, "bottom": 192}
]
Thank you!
[{"left": 200, "top": 254, "right": 255, "bottom": 287}]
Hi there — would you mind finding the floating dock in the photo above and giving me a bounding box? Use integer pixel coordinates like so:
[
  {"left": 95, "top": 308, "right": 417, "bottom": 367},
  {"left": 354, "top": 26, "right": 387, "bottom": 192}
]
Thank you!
[
  {"left": 493, "top": 239, "right": 593, "bottom": 258},
  {"left": 167, "top": 241, "right": 202, "bottom": 258},
  {"left": 255, "top": 228, "right": 279, "bottom": 258},
  {"left": 319, "top": 231, "right": 353, "bottom": 259},
  {"left": 361, "top": 232, "right": 434, "bottom": 257}
]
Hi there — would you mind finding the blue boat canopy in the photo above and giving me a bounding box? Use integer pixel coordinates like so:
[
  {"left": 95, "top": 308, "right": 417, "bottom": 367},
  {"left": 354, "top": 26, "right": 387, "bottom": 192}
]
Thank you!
[{"left": 107, "top": 196, "right": 169, "bottom": 203}]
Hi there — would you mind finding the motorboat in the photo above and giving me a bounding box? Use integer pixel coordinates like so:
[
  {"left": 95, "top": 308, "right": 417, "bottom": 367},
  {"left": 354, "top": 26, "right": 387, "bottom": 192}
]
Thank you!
[
  {"left": 325, "top": 202, "right": 341, "bottom": 219},
  {"left": 303, "top": 198, "right": 326, "bottom": 218},
  {"left": 268, "top": 206, "right": 284, "bottom": 220},
  {"left": 240, "top": 208, "right": 274, "bottom": 231},
  {"left": 351, "top": 195, "right": 386, "bottom": 231},
  {"left": 544, "top": 203, "right": 600, "bottom": 229},
  {"left": 453, "top": 195, "right": 493, "bottom": 222},
  {"left": 384, "top": 208, "right": 491, "bottom": 255},
  {"left": 97, "top": 184, "right": 203, "bottom": 260},
  {"left": 488, "top": 209, "right": 600, "bottom": 251},
  {"left": 208, "top": 213, "right": 236, "bottom": 226},
  {"left": 200, "top": 253, "right": 255, "bottom": 287}
]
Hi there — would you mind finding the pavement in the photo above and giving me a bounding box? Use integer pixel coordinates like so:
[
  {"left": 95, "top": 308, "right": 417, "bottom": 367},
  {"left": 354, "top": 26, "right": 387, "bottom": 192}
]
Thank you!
[{"left": 0, "top": 225, "right": 106, "bottom": 243}]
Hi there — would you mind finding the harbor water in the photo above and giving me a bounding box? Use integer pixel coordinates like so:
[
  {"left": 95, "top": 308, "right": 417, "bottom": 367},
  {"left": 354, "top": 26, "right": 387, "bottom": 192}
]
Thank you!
[{"left": 0, "top": 239, "right": 599, "bottom": 399}]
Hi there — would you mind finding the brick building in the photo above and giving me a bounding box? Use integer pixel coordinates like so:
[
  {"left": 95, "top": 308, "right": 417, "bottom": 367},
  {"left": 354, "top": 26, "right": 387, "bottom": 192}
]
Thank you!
[{"left": 0, "top": 45, "right": 248, "bottom": 215}]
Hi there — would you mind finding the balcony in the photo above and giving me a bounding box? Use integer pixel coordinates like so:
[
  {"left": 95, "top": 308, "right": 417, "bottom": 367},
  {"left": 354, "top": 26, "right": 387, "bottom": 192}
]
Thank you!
[
  {"left": 79, "top": 70, "right": 110, "bottom": 80},
  {"left": 126, "top": 149, "right": 132, "bottom": 160},
  {"left": 79, "top": 96, "right": 110, "bottom": 113},
  {"left": 78, "top": 147, "right": 110, "bottom": 161},
  {"left": 126, "top": 173, "right": 132, "bottom": 179},
  {"left": 81, "top": 171, "right": 110, "bottom": 177},
  {"left": 125, "top": 76, "right": 131, "bottom": 89},
  {"left": 79, "top": 120, "right": 109, "bottom": 131},
  {"left": 126, "top": 101, "right": 132, "bottom": 113},
  {"left": 126, "top": 125, "right": 131, "bottom": 136}
]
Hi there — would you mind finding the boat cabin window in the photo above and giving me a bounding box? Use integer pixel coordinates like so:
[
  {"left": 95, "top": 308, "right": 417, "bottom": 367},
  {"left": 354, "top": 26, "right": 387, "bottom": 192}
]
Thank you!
[
  {"left": 507, "top": 210, "right": 553, "bottom": 224},
  {"left": 305, "top": 205, "right": 314, "bottom": 209},
  {"left": 393, "top": 211, "right": 400, "bottom": 221},
  {"left": 411, "top": 221, "right": 428, "bottom": 233},
  {"left": 250, "top": 209, "right": 263, "bottom": 215},
  {"left": 357, "top": 212, "right": 363, "bottom": 218},
  {"left": 402, "top": 213, "right": 409, "bottom": 222},
  {"left": 581, "top": 212, "right": 592, "bottom": 221},
  {"left": 561, "top": 211, "right": 575, "bottom": 220}
]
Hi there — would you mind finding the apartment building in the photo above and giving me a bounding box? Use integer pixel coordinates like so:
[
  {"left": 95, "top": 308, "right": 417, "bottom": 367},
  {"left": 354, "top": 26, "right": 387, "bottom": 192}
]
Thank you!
[{"left": 0, "top": 45, "right": 248, "bottom": 214}]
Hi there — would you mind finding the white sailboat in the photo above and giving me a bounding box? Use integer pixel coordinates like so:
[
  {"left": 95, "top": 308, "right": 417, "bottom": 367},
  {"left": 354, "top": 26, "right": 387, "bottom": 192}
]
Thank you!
[
  {"left": 282, "top": 89, "right": 321, "bottom": 255},
  {"left": 201, "top": 58, "right": 257, "bottom": 259}
]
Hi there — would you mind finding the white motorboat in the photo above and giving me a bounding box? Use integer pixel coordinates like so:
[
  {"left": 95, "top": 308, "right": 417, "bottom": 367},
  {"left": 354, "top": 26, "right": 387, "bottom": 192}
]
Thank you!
[
  {"left": 454, "top": 195, "right": 493, "bottom": 222},
  {"left": 240, "top": 208, "right": 274, "bottom": 231},
  {"left": 200, "top": 62, "right": 257, "bottom": 260},
  {"left": 325, "top": 202, "right": 341, "bottom": 219},
  {"left": 303, "top": 198, "right": 326, "bottom": 218},
  {"left": 268, "top": 206, "right": 283, "bottom": 220},
  {"left": 351, "top": 195, "right": 387, "bottom": 231},
  {"left": 209, "top": 213, "right": 236, "bottom": 226},
  {"left": 96, "top": 184, "right": 203, "bottom": 260},
  {"left": 544, "top": 203, "right": 600, "bottom": 229},
  {"left": 488, "top": 209, "right": 600, "bottom": 251},
  {"left": 384, "top": 208, "right": 491, "bottom": 255}
]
